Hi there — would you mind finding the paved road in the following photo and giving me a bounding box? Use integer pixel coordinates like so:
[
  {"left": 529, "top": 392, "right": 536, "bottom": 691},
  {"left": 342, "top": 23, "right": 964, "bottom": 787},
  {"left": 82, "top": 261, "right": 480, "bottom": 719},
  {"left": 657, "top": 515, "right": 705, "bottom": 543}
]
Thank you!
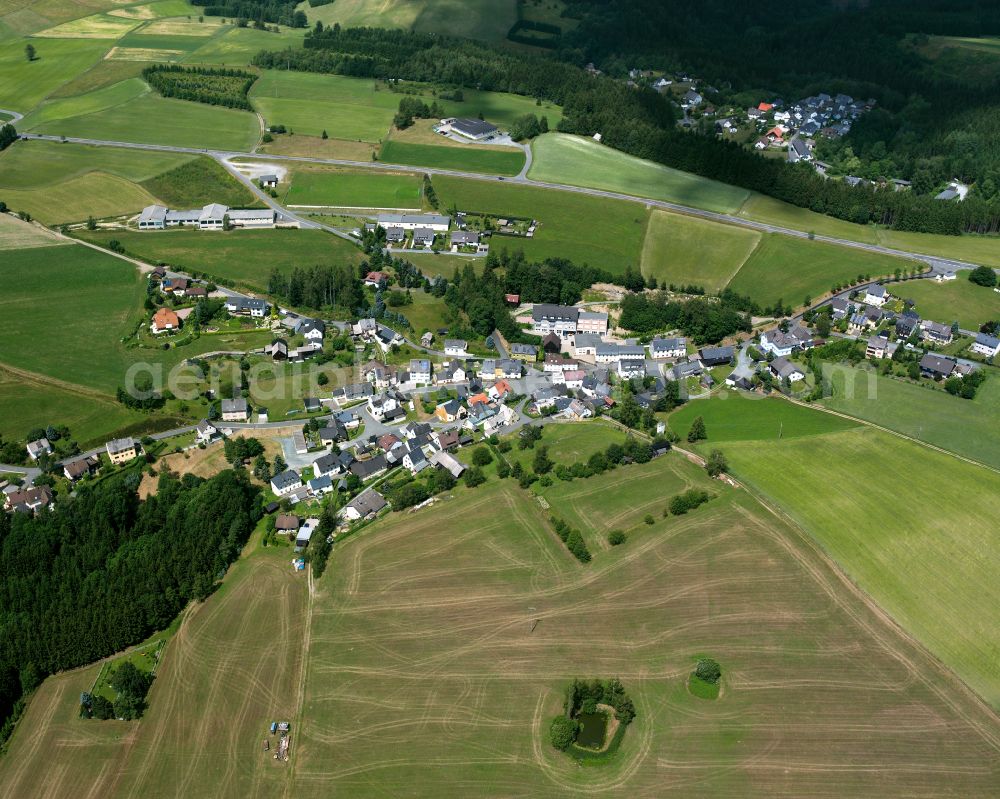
[
  {"left": 17, "top": 133, "right": 982, "bottom": 274},
  {"left": 0, "top": 108, "right": 23, "bottom": 124},
  {"left": 0, "top": 463, "right": 40, "bottom": 486}
]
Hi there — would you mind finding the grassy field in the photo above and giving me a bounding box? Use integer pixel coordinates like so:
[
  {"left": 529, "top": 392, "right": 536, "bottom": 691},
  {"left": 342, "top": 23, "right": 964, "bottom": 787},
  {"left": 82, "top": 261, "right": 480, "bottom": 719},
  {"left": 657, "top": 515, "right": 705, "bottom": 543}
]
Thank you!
[
  {"left": 74, "top": 227, "right": 363, "bottom": 292},
  {"left": 34, "top": 12, "right": 141, "bottom": 38},
  {"left": 433, "top": 175, "right": 648, "bottom": 273},
  {"left": 282, "top": 166, "right": 424, "bottom": 209},
  {"left": 398, "top": 290, "right": 450, "bottom": 335},
  {"left": 183, "top": 24, "right": 305, "bottom": 64},
  {"left": 0, "top": 211, "right": 71, "bottom": 248},
  {"left": 295, "top": 0, "right": 517, "bottom": 41},
  {"left": 892, "top": 275, "right": 1000, "bottom": 330},
  {"left": 0, "top": 243, "right": 272, "bottom": 393},
  {"left": 0, "top": 536, "right": 307, "bottom": 798},
  {"left": 25, "top": 84, "right": 259, "bottom": 150},
  {"left": 728, "top": 233, "right": 913, "bottom": 308},
  {"left": 0, "top": 37, "right": 109, "bottom": 111},
  {"left": 819, "top": 364, "right": 1000, "bottom": 469},
  {"left": 668, "top": 391, "right": 860, "bottom": 442},
  {"left": 529, "top": 133, "right": 751, "bottom": 214},
  {"left": 0, "top": 140, "right": 254, "bottom": 221},
  {"left": 380, "top": 140, "right": 525, "bottom": 176},
  {"left": 641, "top": 210, "right": 761, "bottom": 291},
  {"left": 2, "top": 457, "right": 999, "bottom": 794},
  {"left": 711, "top": 422, "right": 1000, "bottom": 709}
]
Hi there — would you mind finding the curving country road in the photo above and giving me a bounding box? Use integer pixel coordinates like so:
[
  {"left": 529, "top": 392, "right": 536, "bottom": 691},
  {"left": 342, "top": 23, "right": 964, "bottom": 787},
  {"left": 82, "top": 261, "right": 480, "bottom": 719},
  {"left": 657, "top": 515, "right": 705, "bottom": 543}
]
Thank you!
[
  {"left": 16, "top": 133, "right": 982, "bottom": 274},
  {"left": 0, "top": 108, "right": 23, "bottom": 124}
]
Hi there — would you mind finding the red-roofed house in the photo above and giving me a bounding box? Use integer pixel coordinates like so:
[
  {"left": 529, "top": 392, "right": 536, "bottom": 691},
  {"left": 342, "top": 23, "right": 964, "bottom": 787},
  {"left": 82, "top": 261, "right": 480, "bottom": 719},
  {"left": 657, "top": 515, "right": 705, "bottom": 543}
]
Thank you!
[
  {"left": 489, "top": 379, "right": 513, "bottom": 401},
  {"left": 505, "top": 293, "right": 520, "bottom": 306},
  {"left": 151, "top": 307, "right": 180, "bottom": 334},
  {"left": 365, "top": 271, "right": 390, "bottom": 287},
  {"left": 757, "top": 102, "right": 773, "bottom": 112}
]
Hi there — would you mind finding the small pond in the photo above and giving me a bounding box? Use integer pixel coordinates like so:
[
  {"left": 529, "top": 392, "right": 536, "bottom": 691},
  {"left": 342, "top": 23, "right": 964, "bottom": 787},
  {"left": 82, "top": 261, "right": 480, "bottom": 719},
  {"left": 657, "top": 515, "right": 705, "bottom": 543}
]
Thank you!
[{"left": 575, "top": 711, "right": 608, "bottom": 749}]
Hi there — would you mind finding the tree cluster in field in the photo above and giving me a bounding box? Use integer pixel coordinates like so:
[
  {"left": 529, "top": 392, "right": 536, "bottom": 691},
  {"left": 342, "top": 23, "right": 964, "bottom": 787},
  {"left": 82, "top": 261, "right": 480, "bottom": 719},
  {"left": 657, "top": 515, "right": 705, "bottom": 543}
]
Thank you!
[
  {"left": 0, "top": 470, "right": 260, "bottom": 740},
  {"left": 385, "top": 465, "right": 462, "bottom": 510},
  {"left": 969, "top": 265, "right": 998, "bottom": 288},
  {"left": 667, "top": 488, "right": 711, "bottom": 516},
  {"left": 80, "top": 661, "right": 154, "bottom": 721},
  {"left": 550, "top": 517, "right": 591, "bottom": 563},
  {"left": 0, "top": 124, "right": 16, "bottom": 152},
  {"left": 393, "top": 96, "right": 442, "bottom": 129},
  {"left": 142, "top": 65, "right": 257, "bottom": 111},
  {"left": 508, "top": 113, "right": 549, "bottom": 141},
  {"left": 694, "top": 657, "right": 721, "bottom": 685},
  {"left": 223, "top": 436, "right": 265, "bottom": 466},
  {"left": 619, "top": 290, "right": 755, "bottom": 342},
  {"left": 117, "top": 372, "right": 166, "bottom": 411},
  {"left": 307, "top": 502, "right": 336, "bottom": 577},
  {"left": 944, "top": 368, "right": 987, "bottom": 400},
  {"left": 549, "top": 435, "right": 665, "bottom": 484},
  {"left": 252, "top": 23, "right": 1000, "bottom": 234},
  {"left": 192, "top": 0, "right": 306, "bottom": 27},
  {"left": 613, "top": 384, "right": 683, "bottom": 432},
  {"left": 267, "top": 263, "right": 364, "bottom": 314},
  {"left": 549, "top": 678, "right": 636, "bottom": 751}
]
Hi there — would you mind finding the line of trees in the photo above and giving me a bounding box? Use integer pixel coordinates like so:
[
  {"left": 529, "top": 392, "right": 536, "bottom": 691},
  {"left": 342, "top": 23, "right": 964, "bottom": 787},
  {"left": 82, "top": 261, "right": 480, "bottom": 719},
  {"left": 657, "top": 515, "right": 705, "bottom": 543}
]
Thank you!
[
  {"left": 142, "top": 65, "right": 257, "bottom": 111},
  {"left": 0, "top": 123, "right": 16, "bottom": 152},
  {"left": 267, "top": 263, "right": 364, "bottom": 313},
  {"left": 0, "top": 469, "right": 261, "bottom": 742},
  {"left": 618, "top": 289, "right": 754, "bottom": 342},
  {"left": 191, "top": 0, "right": 306, "bottom": 27}
]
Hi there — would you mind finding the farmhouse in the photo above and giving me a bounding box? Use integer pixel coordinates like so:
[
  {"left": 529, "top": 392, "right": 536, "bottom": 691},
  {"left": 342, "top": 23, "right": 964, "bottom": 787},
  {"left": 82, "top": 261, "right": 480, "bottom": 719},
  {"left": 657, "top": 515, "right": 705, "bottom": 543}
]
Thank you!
[
  {"left": 106, "top": 437, "right": 139, "bottom": 465},
  {"left": 971, "top": 332, "right": 1000, "bottom": 358},
  {"left": 376, "top": 213, "right": 450, "bottom": 232},
  {"left": 448, "top": 117, "right": 499, "bottom": 141},
  {"left": 532, "top": 304, "right": 579, "bottom": 336},
  {"left": 649, "top": 337, "right": 686, "bottom": 359},
  {"left": 221, "top": 398, "right": 249, "bottom": 422},
  {"left": 341, "top": 489, "right": 388, "bottom": 522},
  {"left": 151, "top": 307, "right": 180, "bottom": 334}
]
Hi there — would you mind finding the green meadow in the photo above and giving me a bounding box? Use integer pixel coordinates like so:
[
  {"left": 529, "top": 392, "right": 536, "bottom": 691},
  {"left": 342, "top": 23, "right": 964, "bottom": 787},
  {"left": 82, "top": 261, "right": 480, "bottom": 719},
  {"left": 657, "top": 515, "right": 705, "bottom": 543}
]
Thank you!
[
  {"left": 74, "top": 227, "right": 363, "bottom": 292},
  {"left": 641, "top": 210, "right": 761, "bottom": 291},
  {"left": 0, "top": 37, "right": 108, "bottom": 111},
  {"left": 710, "top": 422, "right": 1000, "bottom": 709},
  {"left": 183, "top": 25, "right": 306, "bottom": 64},
  {"left": 380, "top": 140, "right": 525, "bottom": 175},
  {"left": 282, "top": 167, "right": 424, "bottom": 209},
  {"left": 893, "top": 275, "right": 1000, "bottom": 330},
  {"left": 529, "top": 133, "right": 751, "bottom": 214},
  {"left": 727, "top": 233, "right": 913, "bottom": 308},
  {"left": 433, "top": 175, "right": 648, "bottom": 272},
  {"left": 820, "top": 364, "right": 1000, "bottom": 469},
  {"left": 295, "top": 0, "right": 517, "bottom": 41}
]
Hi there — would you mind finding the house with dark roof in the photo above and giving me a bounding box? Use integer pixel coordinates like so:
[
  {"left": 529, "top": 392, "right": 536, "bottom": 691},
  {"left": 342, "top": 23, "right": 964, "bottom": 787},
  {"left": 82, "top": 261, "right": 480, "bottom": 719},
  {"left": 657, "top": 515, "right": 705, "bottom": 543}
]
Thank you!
[
  {"left": 270, "top": 469, "right": 303, "bottom": 496},
  {"left": 449, "top": 118, "right": 499, "bottom": 140},
  {"left": 770, "top": 356, "right": 805, "bottom": 382},
  {"left": 698, "top": 346, "right": 734, "bottom": 366},
  {"left": 351, "top": 455, "right": 389, "bottom": 481},
  {"left": 341, "top": 490, "right": 388, "bottom": 521},
  {"left": 919, "top": 353, "right": 956, "bottom": 380},
  {"left": 921, "top": 320, "right": 954, "bottom": 346},
  {"left": 971, "top": 332, "right": 1000, "bottom": 358}
]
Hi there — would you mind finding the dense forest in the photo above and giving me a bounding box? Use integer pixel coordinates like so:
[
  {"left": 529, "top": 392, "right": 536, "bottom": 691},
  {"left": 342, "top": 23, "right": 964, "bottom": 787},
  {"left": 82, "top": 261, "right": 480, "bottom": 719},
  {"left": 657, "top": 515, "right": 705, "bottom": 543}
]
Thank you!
[
  {"left": 266, "top": 262, "right": 365, "bottom": 314},
  {"left": 253, "top": 8, "right": 1000, "bottom": 233},
  {"left": 191, "top": 0, "right": 306, "bottom": 27},
  {"left": 0, "top": 470, "right": 260, "bottom": 739}
]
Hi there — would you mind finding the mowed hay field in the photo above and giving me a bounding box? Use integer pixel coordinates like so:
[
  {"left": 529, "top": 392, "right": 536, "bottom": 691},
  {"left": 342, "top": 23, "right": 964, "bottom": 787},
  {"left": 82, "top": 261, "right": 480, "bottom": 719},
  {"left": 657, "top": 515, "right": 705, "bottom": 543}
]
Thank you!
[
  {"left": 727, "top": 233, "right": 913, "bottom": 308},
  {"left": 678, "top": 395, "right": 1000, "bottom": 708},
  {"left": 894, "top": 275, "right": 1000, "bottom": 330},
  {"left": 74, "top": 227, "right": 364, "bottom": 292},
  {"left": 641, "top": 210, "right": 761, "bottom": 291},
  {"left": 282, "top": 166, "right": 424, "bottom": 209},
  {"left": 820, "top": 364, "right": 1000, "bottom": 470},
  {"left": 379, "top": 140, "right": 526, "bottom": 176},
  {"left": 0, "top": 211, "right": 71, "bottom": 248},
  {"left": 295, "top": 0, "right": 517, "bottom": 41},
  {"left": 0, "top": 542, "right": 308, "bottom": 798},
  {"left": 292, "top": 470, "right": 1000, "bottom": 797},
  {"left": 433, "top": 175, "right": 648, "bottom": 273},
  {"left": 529, "top": 133, "right": 751, "bottom": 214},
  {"left": 0, "top": 36, "right": 109, "bottom": 110}
]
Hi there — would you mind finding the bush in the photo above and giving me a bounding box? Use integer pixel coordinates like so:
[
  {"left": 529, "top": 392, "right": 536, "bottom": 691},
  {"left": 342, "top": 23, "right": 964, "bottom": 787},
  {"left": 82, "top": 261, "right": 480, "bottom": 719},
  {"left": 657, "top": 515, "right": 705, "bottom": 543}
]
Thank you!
[
  {"left": 694, "top": 658, "right": 721, "bottom": 684},
  {"left": 463, "top": 466, "right": 486, "bottom": 487},
  {"left": 668, "top": 489, "right": 711, "bottom": 515},
  {"left": 472, "top": 447, "right": 493, "bottom": 467},
  {"left": 565, "top": 529, "right": 591, "bottom": 563},
  {"left": 705, "top": 449, "right": 728, "bottom": 477},
  {"left": 549, "top": 715, "right": 577, "bottom": 750},
  {"left": 644, "top": 514, "right": 654, "bottom": 525},
  {"left": 969, "top": 265, "right": 998, "bottom": 287},
  {"left": 608, "top": 530, "right": 627, "bottom": 546}
]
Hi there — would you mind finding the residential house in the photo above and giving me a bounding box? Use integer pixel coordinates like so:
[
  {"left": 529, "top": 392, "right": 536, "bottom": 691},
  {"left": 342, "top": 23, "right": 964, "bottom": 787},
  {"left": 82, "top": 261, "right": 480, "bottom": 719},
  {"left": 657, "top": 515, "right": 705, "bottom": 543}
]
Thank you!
[
  {"left": 4, "top": 485, "right": 54, "bottom": 513},
  {"left": 161, "top": 276, "right": 189, "bottom": 295},
  {"left": 195, "top": 419, "right": 218, "bottom": 444},
  {"left": 450, "top": 230, "right": 479, "bottom": 248},
  {"left": 408, "top": 358, "right": 433, "bottom": 384},
  {"left": 26, "top": 438, "right": 52, "bottom": 461},
  {"left": 350, "top": 455, "right": 388, "bottom": 481},
  {"left": 270, "top": 470, "right": 303, "bottom": 496},
  {"left": 275, "top": 514, "right": 299, "bottom": 533},
  {"left": 265, "top": 339, "right": 288, "bottom": 361},
  {"left": 532, "top": 304, "right": 579, "bottom": 336},
  {"left": 151, "top": 307, "right": 180, "bottom": 334},
  {"left": 577, "top": 311, "right": 609, "bottom": 335},
  {"left": 563, "top": 369, "right": 586, "bottom": 390},
  {"left": 488, "top": 379, "right": 514, "bottom": 401},
  {"left": 573, "top": 333, "right": 601, "bottom": 359},
  {"left": 224, "top": 297, "right": 269, "bottom": 317},
  {"left": 865, "top": 335, "right": 890, "bottom": 359},
  {"left": 297, "top": 319, "right": 325, "bottom": 343},
  {"left": 295, "top": 518, "right": 319, "bottom": 548},
  {"left": 698, "top": 346, "right": 735, "bottom": 366},
  {"left": 921, "top": 320, "right": 954, "bottom": 346},
  {"left": 362, "top": 360, "right": 393, "bottom": 388},
  {"left": 353, "top": 318, "right": 378, "bottom": 338},
  {"left": 436, "top": 359, "right": 467, "bottom": 384},
  {"left": 434, "top": 399, "right": 466, "bottom": 423},
  {"left": 970, "top": 332, "right": 1000, "bottom": 358},
  {"left": 863, "top": 285, "right": 890, "bottom": 307},
  {"left": 385, "top": 227, "right": 405, "bottom": 244},
  {"left": 375, "top": 213, "right": 450, "bottom": 231},
  {"left": 595, "top": 342, "right": 644, "bottom": 364},
  {"left": 63, "top": 455, "right": 98, "bottom": 482},
  {"left": 308, "top": 475, "right": 334, "bottom": 496},
  {"left": 221, "top": 398, "right": 249, "bottom": 422},
  {"left": 411, "top": 227, "right": 435, "bottom": 247},
  {"left": 364, "top": 270, "right": 390, "bottom": 287},
  {"left": 509, "top": 343, "right": 537, "bottom": 362},
  {"left": 532, "top": 385, "right": 563, "bottom": 410},
  {"left": 789, "top": 138, "right": 812, "bottom": 162},
  {"left": 919, "top": 353, "right": 956, "bottom": 380},
  {"left": 436, "top": 429, "right": 461, "bottom": 450},
  {"left": 829, "top": 297, "right": 851, "bottom": 320},
  {"left": 106, "top": 437, "right": 139, "bottom": 465},
  {"left": 668, "top": 360, "right": 703, "bottom": 381},
  {"left": 770, "top": 356, "right": 805, "bottom": 382},
  {"left": 617, "top": 360, "right": 646, "bottom": 379},
  {"left": 760, "top": 325, "right": 814, "bottom": 356},
  {"left": 444, "top": 339, "right": 468, "bottom": 356},
  {"left": 649, "top": 337, "right": 686, "bottom": 359},
  {"left": 420, "top": 331, "right": 434, "bottom": 348},
  {"left": 336, "top": 409, "right": 363, "bottom": 429},
  {"left": 896, "top": 310, "right": 921, "bottom": 339},
  {"left": 430, "top": 450, "right": 465, "bottom": 478},
  {"left": 563, "top": 399, "right": 593, "bottom": 420},
  {"left": 367, "top": 391, "right": 402, "bottom": 422},
  {"left": 402, "top": 444, "right": 429, "bottom": 475},
  {"left": 541, "top": 332, "right": 562, "bottom": 354},
  {"left": 543, "top": 354, "right": 581, "bottom": 374},
  {"left": 341, "top": 490, "right": 388, "bottom": 522}
]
